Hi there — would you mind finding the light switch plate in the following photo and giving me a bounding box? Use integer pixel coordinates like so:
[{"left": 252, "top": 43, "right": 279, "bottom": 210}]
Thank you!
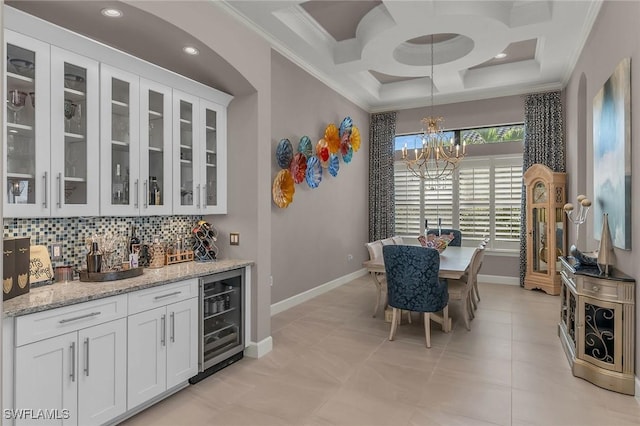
[
  {"left": 51, "top": 243, "right": 63, "bottom": 261},
  {"left": 230, "top": 233, "right": 240, "bottom": 246}
]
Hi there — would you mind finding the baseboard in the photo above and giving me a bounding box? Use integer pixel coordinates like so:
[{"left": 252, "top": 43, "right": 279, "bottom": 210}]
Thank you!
[
  {"left": 244, "top": 336, "right": 273, "bottom": 359},
  {"left": 270, "top": 268, "right": 368, "bottom": 316},
  {"left": 478, "top": 274, "right": 519, "bottom": 286},
  {"left": 635, "top": 376, "right": 640, "bottom": 402}
]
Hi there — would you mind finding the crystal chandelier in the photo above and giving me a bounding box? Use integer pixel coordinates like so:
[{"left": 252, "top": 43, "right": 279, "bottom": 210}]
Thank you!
[{"left": 402, "top": 34, "right": 466, "bottom": 180}]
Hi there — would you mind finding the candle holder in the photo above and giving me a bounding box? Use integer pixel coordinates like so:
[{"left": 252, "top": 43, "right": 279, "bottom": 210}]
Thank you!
[{"left": 563, "top": 194, "right": 591, "bottom": 250}]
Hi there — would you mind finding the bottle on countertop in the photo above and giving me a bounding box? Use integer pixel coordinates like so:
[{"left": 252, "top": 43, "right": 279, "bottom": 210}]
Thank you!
[
  {"left": 87, "top": 242, "right": 102, "bottom": 273},
  {"left": 129, "top": 225, "right": 140, "bottom": 253}
]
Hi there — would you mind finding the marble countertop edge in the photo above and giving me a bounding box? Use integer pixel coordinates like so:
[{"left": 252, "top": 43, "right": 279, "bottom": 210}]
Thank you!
[{"left": 3, "top": 259, "right": 254, "bottom": 318}]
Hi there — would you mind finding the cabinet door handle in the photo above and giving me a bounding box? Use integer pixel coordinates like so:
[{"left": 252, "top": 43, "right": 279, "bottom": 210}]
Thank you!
[
  {"left": 202, "top": 184, "right": 207, "bottom": 209},
  {"left": 70, "top": 341, "right": 76, "bottom": 382},
  {"left": 84, "top": 337, "right": 90, "bottom": 376},
  {"left": 170, "top": 311, "right": 175, "bottom": 343},
  {"left": 42, "top": 171, "right": 48, "bottom": 208},
  {"left": 134, "top": 179, "right": 139, "bottom": 209},
  {"left": 592, "top": 285, "right": 599, "bottom": 292},
  {"left": 161, "top": 314, "right": 166, "bottom": 346},
  {"left": 196, "top": 184, "right": 201, "bottom": 209},
  {"left": 154, "top": 291, "right": 181, "bottom": 300},
  {"left": 57, "top": 172, "right": 62, "bottom": 208},
  {"left": 143, "top": 179, "right": 148, "bottom": 209},
  {"left": 59, "top": 311, "right": 101, "bottom": 324}
]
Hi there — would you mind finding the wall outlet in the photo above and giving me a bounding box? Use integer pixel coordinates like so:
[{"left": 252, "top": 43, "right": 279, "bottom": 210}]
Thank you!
[
  {"left": 230, "top": 232, "right": 240, "bottom": 246},
  {"left": 269, "top": 276, "right": 273, "bottom": 287},
  {"left": 51, "top": 243, "right": 63, "bottom": 261},
  {"left": 347, "top": 254, "right": 353, "bottom": 262}
]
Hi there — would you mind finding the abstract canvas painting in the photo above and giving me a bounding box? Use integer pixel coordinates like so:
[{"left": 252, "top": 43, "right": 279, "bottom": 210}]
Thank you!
[{"left": 593, "top": 57, "right": 631, "bottom": 250}]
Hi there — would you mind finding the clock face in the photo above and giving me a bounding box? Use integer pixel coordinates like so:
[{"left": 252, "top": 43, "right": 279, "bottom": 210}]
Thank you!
[{"left": 533, "top": 182, "right": 547, "bottom": 203}]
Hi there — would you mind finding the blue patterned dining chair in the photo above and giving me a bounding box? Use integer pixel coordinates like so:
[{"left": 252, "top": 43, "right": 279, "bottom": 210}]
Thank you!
[
  {"left": 427, "top": 228, "right": 462, "bottom": 246},
  {"left": 382, "top": 245, "right": 450, "bottom": 348}
]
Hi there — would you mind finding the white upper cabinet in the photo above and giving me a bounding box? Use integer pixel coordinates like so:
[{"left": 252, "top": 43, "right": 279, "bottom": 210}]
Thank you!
[
  {"left": 50, "top": 46, "right": 100, "bottom": 217},
  {"left": 173, "top": 93, "right": 228, "bottom": 215},
  {"left": 140, "top": 79, "right": 173, "bottom": 215},
  {"left": 99, "top": 65, "right": 141, "bottom": 217},
  {"left": 4, "top": 6, "right": 233, "bottom": 218},
  {"left": 4, "top": 30, "right": 51, "bottom": 218}
]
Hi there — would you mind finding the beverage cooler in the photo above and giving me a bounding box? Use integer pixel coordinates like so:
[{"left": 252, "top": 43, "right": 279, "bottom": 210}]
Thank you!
[{"left": 190, "top": 268, "right": 244, "bottom": 383}]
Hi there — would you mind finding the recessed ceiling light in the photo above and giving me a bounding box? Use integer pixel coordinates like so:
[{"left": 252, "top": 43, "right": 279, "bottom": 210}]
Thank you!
[
  {"left": 495, "top": 52, "right": 507, "bottom": 59},
  {"left": 101, "top": 8, "right": 123, "bottom": 18},
  {"left": 183, "top": 46, "right": 199, "bottom": 56}
]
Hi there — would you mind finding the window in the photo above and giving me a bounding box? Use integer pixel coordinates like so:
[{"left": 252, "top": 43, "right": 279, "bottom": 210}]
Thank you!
[{"left": 394, "top": 125, "right": 523, "bottom": 251}]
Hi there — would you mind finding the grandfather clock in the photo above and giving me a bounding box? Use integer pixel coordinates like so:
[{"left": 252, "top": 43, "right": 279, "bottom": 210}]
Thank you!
[{"left": 524, "top": 164, "right": 567, "bottom": 295}]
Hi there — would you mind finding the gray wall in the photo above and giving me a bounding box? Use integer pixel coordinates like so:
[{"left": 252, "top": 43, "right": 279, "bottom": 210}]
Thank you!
[
  {"left": 563, "top": 0, "right": 640, "bottom": 374},
  {"left": 396, "top": 95, "right": 525, "bottom": 279},
  {"left": 270, "top": 51, "right": 370, "bottom": 303}
]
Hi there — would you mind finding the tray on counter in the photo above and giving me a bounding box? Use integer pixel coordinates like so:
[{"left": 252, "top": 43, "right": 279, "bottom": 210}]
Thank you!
[{"left": 78, "top": 267, "right": 144, "bottom": 282}]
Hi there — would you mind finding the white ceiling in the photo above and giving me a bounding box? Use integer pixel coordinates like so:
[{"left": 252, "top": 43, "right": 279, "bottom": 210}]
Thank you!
[
  {"left": 219, "top": 0, "right": 603, "bottom": 112},
  {"left": 7, "top": 1, "right": 602, "bottom": 113}
]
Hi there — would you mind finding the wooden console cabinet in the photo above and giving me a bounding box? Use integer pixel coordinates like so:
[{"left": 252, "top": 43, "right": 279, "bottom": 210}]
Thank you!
[{"left": 558, "top": 257, "right": 635, "bottom": 395}]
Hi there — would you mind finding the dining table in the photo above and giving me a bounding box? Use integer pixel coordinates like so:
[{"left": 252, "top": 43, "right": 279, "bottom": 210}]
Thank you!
[{"left": 362, "top": 246, "right": 478, "bottom": 330}]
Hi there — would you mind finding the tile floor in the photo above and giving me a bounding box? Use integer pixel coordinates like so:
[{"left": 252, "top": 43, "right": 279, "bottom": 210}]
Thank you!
[{"left": 122, "top": 275, "right": 640, "bottom": 425}]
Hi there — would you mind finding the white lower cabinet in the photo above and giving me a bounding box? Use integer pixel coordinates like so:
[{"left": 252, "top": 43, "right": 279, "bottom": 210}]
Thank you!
[
  {"left": 127, "top": 287, "right": 198, "bottom": 410},
  {"left": 9, "top": 280, "right": 199, "bottom": 425},
  {"left": 14, "top": 318, "right": 126, "bottom": 426}
]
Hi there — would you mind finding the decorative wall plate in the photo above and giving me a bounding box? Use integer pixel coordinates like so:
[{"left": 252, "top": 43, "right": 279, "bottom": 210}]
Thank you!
[
  {"left": 328, "top": 154, "right": 340, "bottom": 177},
  {"left": 324, "top": 123, "right": 340, "bottom": 154},
  {"left": 276, "top": 138, "right": 294, "bottom": 169},
  {"left": 305, "top": 156, "right": 323, "bottom": 189},
  {"left": 298, "top": 136, "right": 313, "bottom": 158},
  {"left": 350, "top": 126, "right": 361, "bottom": 152},
  {"left": 272, "top": 169, "right": 295, "bottom": 208},
  {"left": 339, "top": 116, "right": 353, "bottom": 138},
  {"left": 316, "top": 139, "right": 330, "bottom": 167},
  {"left": 289, "top": 152, "right": 307, "bottom": 184},
  {"left": 341, "top": 142, "right": 353, "bottom": 163}
]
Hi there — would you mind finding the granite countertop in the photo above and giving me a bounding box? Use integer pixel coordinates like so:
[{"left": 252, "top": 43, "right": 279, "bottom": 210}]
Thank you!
[{"left": 3, "top": 259, "right": 253, "bottom": 318}]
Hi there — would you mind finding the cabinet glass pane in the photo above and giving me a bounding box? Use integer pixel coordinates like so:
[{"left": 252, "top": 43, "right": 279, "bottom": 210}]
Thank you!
[
  {"left": 63, "top": 63, "right": 87, "bottom": 204},
  {"left": 584, "top": 302, "right": 615, "bottom": 365},
  {"left": 205, "top": 108, "right": 217, "bottom": 206},
  {"left": 179, "top": 100, "right": 194, "bottom": 206},
  {"left": 111, "top": 78, "right": 130, "bottom": 205},
  {"left": 6, "top": 44, "right": 36, "bottom": 205},
  {"left": 202, "top": 274, "right": 241, "bottom": 366},
  {"left": 532, "top": 207, "right": 548, "bottom": 272},
  {"left": 568, "top": 290, "right": 576, "bottom": 345},
  {"left": 148, "top": 90, "right": 164, "bottom": 206}
]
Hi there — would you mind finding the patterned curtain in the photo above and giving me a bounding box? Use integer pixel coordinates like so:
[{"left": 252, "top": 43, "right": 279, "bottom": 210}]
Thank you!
[
  {"left": 369, "top": 112, "right": 396, "bottom": 241},
  {"left": 519, "top": 91, "right": 565, "bottom": 286}
]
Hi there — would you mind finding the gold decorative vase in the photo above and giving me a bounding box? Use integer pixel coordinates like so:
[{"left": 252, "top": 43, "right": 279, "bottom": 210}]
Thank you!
[{"left": 597, "top": 213, "right": 614, "bottom": 275}]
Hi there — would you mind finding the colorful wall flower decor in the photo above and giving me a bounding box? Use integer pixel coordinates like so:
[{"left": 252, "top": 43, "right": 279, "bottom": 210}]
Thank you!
[{"left": 272, "top": 116, "right": 360, "bottom": 208}]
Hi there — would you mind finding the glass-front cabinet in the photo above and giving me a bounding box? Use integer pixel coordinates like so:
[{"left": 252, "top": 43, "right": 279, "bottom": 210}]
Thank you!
[
  {"left": 524, "top": 164, "right": 566, "bottom": 295},
  {"left": 50, "top": 47, "right": 99, "bottom": 216},
  {"left": 172, "top": 91, "right": 227, "bottom": 215},
  {"left": 4, "top": 31, "right": 50, "bottom": 217},
  {"left": 200, "top": 99, "right": 226, "bottom": 214},
  {"left": 100, "top": 64, "right": 140, "bottom": 216},
  {"left": 140, "top": 79, "right": 172, "bottom": 215}
]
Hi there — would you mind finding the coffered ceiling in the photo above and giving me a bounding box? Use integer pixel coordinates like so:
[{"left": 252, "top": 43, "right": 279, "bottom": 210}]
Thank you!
[
  {"left": 220, "top": 0, "right": 603, "bottom": 111},
  {"left": 7, "top": 1, "right": 603, "bottom": 112}
]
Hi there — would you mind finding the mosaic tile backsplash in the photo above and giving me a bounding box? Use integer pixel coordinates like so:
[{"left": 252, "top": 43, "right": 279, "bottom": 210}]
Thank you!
[{"left": 4, "top": 215, "right": 203, "bottom": 270}]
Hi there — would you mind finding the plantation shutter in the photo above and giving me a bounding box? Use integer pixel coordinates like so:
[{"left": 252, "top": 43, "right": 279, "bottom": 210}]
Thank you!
[
  {"left": 424, "top": 176, "right": 453, "bottom": 230},
  {"left": 459, "top": 164, "right": 491, "bottom": 242},
  {"left": 394, "top": 163, "right": 421, "bottom": 236},
  {"left": 494, "top": 161, "right": 523, "bottom": 244}
]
